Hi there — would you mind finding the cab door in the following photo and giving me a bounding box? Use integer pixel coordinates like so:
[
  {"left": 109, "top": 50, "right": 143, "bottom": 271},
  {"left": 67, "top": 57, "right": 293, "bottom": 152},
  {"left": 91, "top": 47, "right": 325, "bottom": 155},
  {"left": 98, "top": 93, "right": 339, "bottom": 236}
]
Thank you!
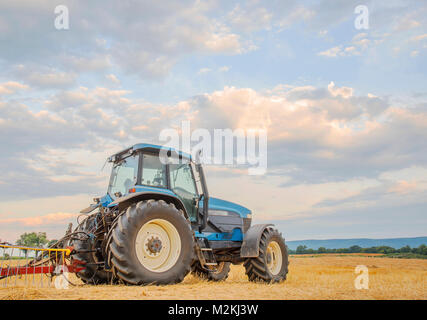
[{"left": 168, "top": 163, "right": 198, "bottom": 221}]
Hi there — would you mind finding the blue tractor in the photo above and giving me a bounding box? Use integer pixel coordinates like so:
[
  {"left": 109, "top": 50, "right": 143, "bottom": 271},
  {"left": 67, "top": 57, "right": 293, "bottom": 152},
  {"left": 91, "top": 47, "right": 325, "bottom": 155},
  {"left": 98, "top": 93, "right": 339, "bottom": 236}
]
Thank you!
[{"left": 69, "top": 143, "right": 289, "bottom": 285}]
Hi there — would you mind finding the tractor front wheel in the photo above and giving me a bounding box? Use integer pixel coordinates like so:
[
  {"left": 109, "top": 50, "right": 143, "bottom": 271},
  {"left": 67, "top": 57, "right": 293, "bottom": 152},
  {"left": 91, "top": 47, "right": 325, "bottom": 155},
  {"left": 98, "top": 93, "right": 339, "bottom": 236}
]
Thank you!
[{"left": 244, "top": 227, "right": 289, "bottom": 283}]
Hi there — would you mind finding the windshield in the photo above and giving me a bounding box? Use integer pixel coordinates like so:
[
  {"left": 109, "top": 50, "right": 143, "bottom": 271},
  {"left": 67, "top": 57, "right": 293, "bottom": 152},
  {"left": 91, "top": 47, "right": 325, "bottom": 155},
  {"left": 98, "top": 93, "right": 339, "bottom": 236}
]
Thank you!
[{"left": 108, "top": 153, "right": 139, "bottom": 198}]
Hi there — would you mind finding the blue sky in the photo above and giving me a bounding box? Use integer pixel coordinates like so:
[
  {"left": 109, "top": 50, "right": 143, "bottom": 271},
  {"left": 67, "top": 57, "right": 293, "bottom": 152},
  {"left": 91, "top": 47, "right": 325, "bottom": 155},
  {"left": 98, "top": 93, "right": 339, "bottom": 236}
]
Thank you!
[{"left": 0, "top": 0, "right": 426, "bottom": 242}]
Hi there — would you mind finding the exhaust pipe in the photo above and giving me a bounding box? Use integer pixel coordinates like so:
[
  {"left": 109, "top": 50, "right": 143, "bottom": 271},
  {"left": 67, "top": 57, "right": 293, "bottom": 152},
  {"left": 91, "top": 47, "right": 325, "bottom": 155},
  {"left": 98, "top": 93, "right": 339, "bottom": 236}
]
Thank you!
[{"left": 195, "top": 162, "right": 209, "bottom": 233}]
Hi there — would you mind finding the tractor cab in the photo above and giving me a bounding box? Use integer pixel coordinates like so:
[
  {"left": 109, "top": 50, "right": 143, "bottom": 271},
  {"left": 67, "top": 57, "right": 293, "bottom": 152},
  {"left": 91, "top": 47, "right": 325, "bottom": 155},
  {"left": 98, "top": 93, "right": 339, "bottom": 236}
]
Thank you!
[
  {"left": 106, "top": 144, "right": 200, "bottom": 222},
  {"left": 104, "top": 143, "right": 251, "bottom": 238}
]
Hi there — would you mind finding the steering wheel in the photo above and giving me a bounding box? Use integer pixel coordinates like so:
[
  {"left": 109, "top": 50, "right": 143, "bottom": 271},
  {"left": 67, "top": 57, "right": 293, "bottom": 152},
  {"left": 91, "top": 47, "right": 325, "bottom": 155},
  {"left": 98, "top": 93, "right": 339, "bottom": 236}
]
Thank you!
[{"left": 152, "top": 177, "right": 164, "bottom": 186}]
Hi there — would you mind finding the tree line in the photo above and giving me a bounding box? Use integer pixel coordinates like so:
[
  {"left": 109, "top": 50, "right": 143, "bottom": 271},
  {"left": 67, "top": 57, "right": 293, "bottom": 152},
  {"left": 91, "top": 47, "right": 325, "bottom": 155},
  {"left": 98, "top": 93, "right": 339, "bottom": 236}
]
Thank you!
[{"left": 289, "top": 244, "right": 427, "bottom": 256}]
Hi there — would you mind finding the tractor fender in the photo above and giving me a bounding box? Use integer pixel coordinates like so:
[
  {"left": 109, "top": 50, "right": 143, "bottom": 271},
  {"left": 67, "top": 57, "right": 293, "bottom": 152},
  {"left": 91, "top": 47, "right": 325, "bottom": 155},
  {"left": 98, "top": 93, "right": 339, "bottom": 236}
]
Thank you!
[
  {"left": 109, "top": 191, "right": 189, "bottom": 219},
  {"left": 240, "top": 224, "right": 273, "bottom": 258}
]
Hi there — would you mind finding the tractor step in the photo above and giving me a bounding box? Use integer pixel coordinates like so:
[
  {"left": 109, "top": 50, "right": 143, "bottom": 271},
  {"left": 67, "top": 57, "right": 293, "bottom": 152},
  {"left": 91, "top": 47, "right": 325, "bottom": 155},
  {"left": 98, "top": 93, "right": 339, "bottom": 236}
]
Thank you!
[{"left": 196, "top": 238, "right": 218, "bottom": 269}]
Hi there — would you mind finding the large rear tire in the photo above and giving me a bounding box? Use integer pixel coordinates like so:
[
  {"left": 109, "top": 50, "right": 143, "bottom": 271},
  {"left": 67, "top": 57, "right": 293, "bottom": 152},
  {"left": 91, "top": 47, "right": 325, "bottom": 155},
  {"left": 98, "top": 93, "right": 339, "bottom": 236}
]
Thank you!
[
  {"left": 70, "top": 216, "right": 113, "bottom": 284},
  {"left": 191, "top": 261, "right": 231, "bottom": 281},
  {"left": 243, "top": 227, "right": 289, "bottom": 283},
  {"left": 109, "top": 200, "right": 195, "bottom": 285}
]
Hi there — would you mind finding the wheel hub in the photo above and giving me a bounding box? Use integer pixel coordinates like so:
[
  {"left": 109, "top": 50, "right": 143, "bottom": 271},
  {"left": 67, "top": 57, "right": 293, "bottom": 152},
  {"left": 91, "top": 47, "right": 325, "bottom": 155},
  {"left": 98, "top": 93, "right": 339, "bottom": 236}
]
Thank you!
[{"left": 146, "top": 237, "right": 162, "bottom": 254}]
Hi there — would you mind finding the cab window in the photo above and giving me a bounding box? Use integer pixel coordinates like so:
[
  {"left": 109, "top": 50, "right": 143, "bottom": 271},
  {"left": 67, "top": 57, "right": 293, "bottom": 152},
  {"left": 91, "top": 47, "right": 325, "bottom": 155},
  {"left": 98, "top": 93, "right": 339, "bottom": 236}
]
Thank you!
[
  {"left": 169, "top": 163, "right": 198, "bottom": 221},
  {"left": 169, "top": 164, "right": 197, "bottom": 196},
  {"left": 108, "top": 153, "right": 139, "bottom": 197},
  {"left": 141, "top": 154, "right": 167, "bottom": 187}
]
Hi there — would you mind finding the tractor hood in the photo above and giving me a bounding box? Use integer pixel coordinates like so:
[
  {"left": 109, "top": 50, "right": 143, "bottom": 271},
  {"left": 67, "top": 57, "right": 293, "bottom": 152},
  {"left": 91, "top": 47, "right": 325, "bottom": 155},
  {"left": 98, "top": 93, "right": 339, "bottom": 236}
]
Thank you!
[{"left": 207, "top": 197, "right": 251, "bottom": 218}]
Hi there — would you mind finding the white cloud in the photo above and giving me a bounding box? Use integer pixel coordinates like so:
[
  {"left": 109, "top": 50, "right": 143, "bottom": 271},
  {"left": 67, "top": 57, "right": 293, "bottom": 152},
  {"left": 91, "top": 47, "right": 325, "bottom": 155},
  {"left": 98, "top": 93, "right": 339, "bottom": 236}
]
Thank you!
[
  {"left": 198, "top": 66, "right": 231, "bottom": 75},
  {"left": 228, "top": 5, "right": 272, "bottom": 32},
  {"left": 276, "top": 5, "right": 315, "bottom": 31},
  {"left": 203, "top": 31, "right": 243, "bottom": 54},
  {"left": 352, "top": 33, "right": 368, "bottom": 41},
  {"left": 12, "top": 65, "right": 77, "bottom": 89},
  {"left": 327, "top": 81, "right": 353, "bottom": 98},
  {"left": 318, "top": 34, "right": 374, "bottom": 58},
  {"left": 410, "top": 50, "right": 419, "bottom": 57},
  {"left": 0, "top": 81, "right": 28, "bottom": 95},
  {"left": 198, "top": 68, "right": 211, "bottom": 75},
  {"left": 315, "top": 2, "right": 427, "bottom": 60},
  {"left": 62, "top": 55, "right": 112, "bottom": 72},
  {"left": 106, "top": 74, "right": 120, "bottom": 85},
  {"left": 0, "top": 212, "right": 78, "bottom": 227},
  {"left": 188, "top": 84, "right": 427, "bottom": 188},
  {"left": 411, "top": 34, "right": 427, "bottom": 42},
  {"left": 0, "top": 1, "right": 249, "bottom": 80},
  {"left": 318, "top": 46, "right": 342, "bottom": 57},
  {"left": 393, "top": 12, "right": 421, "bottom": 32}
]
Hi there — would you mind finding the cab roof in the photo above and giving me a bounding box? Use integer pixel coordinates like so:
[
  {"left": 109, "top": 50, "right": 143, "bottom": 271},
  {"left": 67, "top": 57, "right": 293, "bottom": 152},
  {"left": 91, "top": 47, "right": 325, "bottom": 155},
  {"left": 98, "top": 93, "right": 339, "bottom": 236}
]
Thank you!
[{"left": 108, "top": 143, "right": 192, "bottom": 162}]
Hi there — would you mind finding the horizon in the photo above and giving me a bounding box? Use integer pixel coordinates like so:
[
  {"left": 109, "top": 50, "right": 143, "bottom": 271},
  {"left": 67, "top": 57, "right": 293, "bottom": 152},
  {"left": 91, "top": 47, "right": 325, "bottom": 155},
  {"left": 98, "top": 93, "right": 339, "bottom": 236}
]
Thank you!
[{"left": 286, "top": 235, "right": 427, "bottom": 242}]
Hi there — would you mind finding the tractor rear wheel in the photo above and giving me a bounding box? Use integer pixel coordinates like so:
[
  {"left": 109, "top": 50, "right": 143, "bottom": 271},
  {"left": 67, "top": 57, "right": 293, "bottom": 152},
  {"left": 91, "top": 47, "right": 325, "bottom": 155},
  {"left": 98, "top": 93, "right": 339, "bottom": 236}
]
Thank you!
[
  {"left": 70, "top": 216, "right": 113, "bottom": 284},
  {"left": 191, "top": 261, "right": 231, "bottom": 281},
  {"left": 244, "top": 227, "right": 289, "bottom": 283},
  {"left": 108, "top": 200, "right": 195, "bottom": 285}
]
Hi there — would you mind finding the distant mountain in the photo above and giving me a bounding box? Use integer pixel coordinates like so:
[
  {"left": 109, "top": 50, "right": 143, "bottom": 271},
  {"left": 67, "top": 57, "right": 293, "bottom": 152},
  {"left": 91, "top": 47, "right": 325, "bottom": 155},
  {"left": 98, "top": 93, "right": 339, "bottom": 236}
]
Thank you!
[{"left": 286, "top": 237, "right": 427, "bottom": 250}]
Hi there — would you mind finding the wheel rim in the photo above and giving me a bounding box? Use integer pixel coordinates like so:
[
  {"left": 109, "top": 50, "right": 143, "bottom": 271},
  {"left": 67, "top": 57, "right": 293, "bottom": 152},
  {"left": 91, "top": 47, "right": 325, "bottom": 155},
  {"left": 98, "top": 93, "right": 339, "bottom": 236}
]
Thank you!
[
  {"left": 135, "top": 219, "right": 181, "bottom": 273},
  {"left": 266, "top": 241, "right": 282, "bottom": 275}
]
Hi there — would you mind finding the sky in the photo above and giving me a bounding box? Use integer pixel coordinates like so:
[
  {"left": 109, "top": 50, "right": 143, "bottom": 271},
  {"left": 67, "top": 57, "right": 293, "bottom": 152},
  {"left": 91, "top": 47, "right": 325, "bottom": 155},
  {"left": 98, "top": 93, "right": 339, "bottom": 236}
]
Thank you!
[{"left": 0, "top": 0, "right": 426, "bottom": 242}]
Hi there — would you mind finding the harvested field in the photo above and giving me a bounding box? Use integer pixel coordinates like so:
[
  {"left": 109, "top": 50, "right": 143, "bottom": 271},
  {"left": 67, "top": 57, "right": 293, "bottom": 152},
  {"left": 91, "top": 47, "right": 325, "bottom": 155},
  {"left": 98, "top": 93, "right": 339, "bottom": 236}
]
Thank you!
[{"left": 1, "top": 255, "right": 426, "bottom": 300}]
